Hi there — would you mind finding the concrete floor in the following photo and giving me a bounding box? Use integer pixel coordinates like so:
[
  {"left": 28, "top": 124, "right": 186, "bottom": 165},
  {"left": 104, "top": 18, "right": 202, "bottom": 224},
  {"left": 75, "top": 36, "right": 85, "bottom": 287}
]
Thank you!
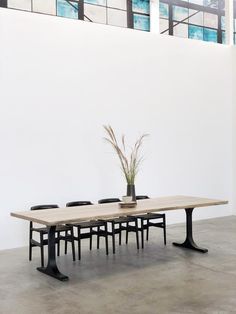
[{"left": 0, "top": 216, "right": 236, "bottom": 314}]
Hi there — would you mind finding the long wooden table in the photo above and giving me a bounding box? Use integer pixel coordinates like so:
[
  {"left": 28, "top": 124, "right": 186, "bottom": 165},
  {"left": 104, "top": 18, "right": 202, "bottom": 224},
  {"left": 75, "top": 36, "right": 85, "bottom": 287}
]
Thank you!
[{"left": 11, "top": 195, "right": 228, "bottom": 281}]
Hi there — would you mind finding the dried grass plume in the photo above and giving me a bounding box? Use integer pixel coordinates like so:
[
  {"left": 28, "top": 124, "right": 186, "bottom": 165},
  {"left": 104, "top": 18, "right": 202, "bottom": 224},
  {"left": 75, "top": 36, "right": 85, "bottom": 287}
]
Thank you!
[{"left": 103, "top": 125, "right": 149, "bottom": 185}]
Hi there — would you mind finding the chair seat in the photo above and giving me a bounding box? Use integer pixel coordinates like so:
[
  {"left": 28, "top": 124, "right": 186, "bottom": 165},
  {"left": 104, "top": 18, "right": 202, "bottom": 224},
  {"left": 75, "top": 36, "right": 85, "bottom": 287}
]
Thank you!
[
  {"left": 31, "top": 225, "right": 71, "bottom": 233},
  {"left": 31, "top": 239, "right": 48, "bottom": 247},
  {"left": 135, "top": 213, "right": 165, "bottom": 220},
  {"left": 31, "top": 227, "right": 48, "bottom": 233},
  {"left": 106, "top": 216, "right": 136, "bottom": 224},
  {"left": 56, "top": 225, "right": 72, "bottom": 232},
  {"left": 71, "top": 220, "right": 105, "bottom": 229},
  {"left": 148, "top": 222, "right": 164, "bottom": 228}
]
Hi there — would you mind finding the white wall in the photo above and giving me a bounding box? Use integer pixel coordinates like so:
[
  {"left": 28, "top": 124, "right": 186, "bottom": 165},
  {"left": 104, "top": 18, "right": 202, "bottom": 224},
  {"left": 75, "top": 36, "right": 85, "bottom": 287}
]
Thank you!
[
  {"left": 232, "top": 46, "right": 236, "bottom": 213},
  {"left": 0, "top": 8, "right": 233, "bottom": 250}
]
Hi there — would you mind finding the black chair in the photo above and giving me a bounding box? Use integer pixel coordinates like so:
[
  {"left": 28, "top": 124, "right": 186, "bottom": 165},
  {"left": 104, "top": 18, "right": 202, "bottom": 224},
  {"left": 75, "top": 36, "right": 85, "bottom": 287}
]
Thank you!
[
  {"left": 98, "top": 198, "right": 139, "bottom": 254},
  {"left": 66, "top": 201, "right": 108, "bottom": 260},
  {"left": 29, "top": 204, "right": 75, "bottom": 267},
  {"left": 127, "top": 195, "right": 166, "bottom": 249}
]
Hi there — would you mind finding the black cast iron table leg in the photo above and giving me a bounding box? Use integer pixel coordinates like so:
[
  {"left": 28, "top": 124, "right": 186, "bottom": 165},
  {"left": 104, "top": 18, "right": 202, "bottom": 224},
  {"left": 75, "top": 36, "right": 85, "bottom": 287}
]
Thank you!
[
  {"left": 37, "top": 225, "right": 69, "bottom": 281},
  {"left": 172, "top": 208, "right": 208, "bottom": 253}
]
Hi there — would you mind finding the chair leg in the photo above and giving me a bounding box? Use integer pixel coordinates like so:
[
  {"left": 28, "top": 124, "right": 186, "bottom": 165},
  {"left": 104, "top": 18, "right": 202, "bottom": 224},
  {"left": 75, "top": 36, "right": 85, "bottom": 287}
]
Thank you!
[
  {"left": 65, "top": 230, "right": 68, "bottom": 255},
  {"left": 78, "top": 227, "right": 81, "bottom": 260},
  {"left": 29, "top": 242, "right": 32, "bottom": 261},
  {"left": 126, "top": 222, "right": 129, "bottom": 244},
  {"left": 135, "top": 219, "right": 139, "bottom": 250},
  {"left": 163, "top": 216, "right": 167, "bottom": 245},
  {"left": 40, "top": 233, "right": 44, "bottom": 267},
  {"left": 119, "top": 222, "right": 122, "bottom": 245},
  {"left": 97, "top": 226, "right": 100, "bottom": 249},
  {"left": 112, "top": 222, "right": 115, "bottom": 254},
  {"left": 146, "top": 219, "right": 149, "bottom": 241},
  {"left": 57, "top": 231, "right": 60, "bottom": 257},
  {"left": 29, "top": 228, "right": 33, "bottom": 261},
  {"left": 90, "top": 227, "right": 93, "bottom": 251},
  {"left": 71, "top": 228, "right": 76, "bottom": 261},
  {"left": 141, "top": 219, "right": 144, "bottom": 249},
  {"left": 105, "top": 223, "right": 109, "bottom": 256}
]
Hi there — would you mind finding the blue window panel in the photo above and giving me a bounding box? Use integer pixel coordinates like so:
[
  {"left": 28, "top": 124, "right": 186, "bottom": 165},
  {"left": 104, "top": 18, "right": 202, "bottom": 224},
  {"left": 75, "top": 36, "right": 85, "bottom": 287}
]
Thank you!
[
  {"left": 57, "top": 0, "right": 78, "bottom": 19},
  {"left": 189, "top": 0, "right": 204, "bottom": 5},
  {"left": 222, "top": 31, "right": 225, "bottom": 44},
  {"left": 132, "top": 0, "right": 149, "bottom": 14},
  {"left": 133, "top": 14, "right": 150, "bottom": 31},
  {"left": 84, "top": 0, "right": 106, "bottom": 5},
  {"left": 203, "top": 0, "right": 218, "bottom": 9},
  {"left": 189, "top": 25, "right": 203, "bottom": 40},
  {"left": 221, "top": 16, "right": 225, "bottom": 30},
  {"left": 159, "top": 2, "right": 168, "bottom": 19},
  {"left": 173, "top": 5, "right": 188, "bottom": 22},
  {"left": 203, "top": 28, "right": 217, "bottom": 42}
]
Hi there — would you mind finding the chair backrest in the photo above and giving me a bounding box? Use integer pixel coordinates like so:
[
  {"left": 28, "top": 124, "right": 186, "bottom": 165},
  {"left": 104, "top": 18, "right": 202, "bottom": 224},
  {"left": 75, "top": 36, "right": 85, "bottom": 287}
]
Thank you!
[
  {"left": 136, "top": 195, "right": 149, "bottom": 200},
  {"left": 30, "top": 204, "right": 59, "bottom": 211},
  {"left": 98, "top": 198, "right": 121, "bottom": 204},
  {"left": 66, "top": 201, "right": 93, "bottom": 207}
]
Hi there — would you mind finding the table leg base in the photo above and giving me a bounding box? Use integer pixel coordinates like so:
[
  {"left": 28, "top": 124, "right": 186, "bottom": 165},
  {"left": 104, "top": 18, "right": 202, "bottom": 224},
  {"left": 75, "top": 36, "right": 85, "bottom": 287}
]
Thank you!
[
  {"left": 37, "top": 266, "right": 69, "bottom": 281},
  {"left": 172, "top": 240, "right": 208, "bottom": 253}
]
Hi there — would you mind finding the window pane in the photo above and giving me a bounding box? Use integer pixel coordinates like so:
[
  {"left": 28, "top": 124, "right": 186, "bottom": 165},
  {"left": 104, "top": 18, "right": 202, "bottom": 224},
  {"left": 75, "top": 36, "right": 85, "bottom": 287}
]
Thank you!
[
  {"left": 189, "top": 0, "right": 204, "bottom": 5},
  {"left": 221, "top": 16, "right": 225, "bottom": 30},
  {"left": 84, "top": 0, "right": 106, "bottom": 6},
  {"left": 173, "top": 6, "right": 188, "bottom": 22},
  {"left": 57, "top": 0, "right": 78, "bottom": 19},
  {"left": 8, "top": 0, "right": 31, "bottom": 11},
  {"left": 160, "top": 2, "right": 169, "bottom": 19},
  {"left": 189, "top": 25, "right": 203, "bottom": 40},
  {"left": 160, "top": 18, "right": 169, "bottom": 34},
  {"left": 133, "top": 14, "right": 150, "bottom": 31},
  {"left": 203, "top": 0, "right": 219, "bottom": 9},
  {"left": 222, "top": 31, "right": 226, "bottom": 44},
  {"left": 84, "top": 4, "right": 106, "bottom": 24},
  {"left": 132, "top": 0, "right": 149, "bottom": 14},
  {"left": 33, "top": 0, "right": 56, "bottom": 15},
  {"left": 189, "top": 9, "right": 203, "bottom": 26},
  {"left": 107, "top": 0, "right": 127, "bottom": 10},
  {"left": 173, "top": 23, "right": 188, "bottom": 37},
  {"left": 204, "top": 13, "right": 218, "bottom": 28},
  {"left": 107, "top": 8, "right": 127, "bottom": 27},
  {"left": 204, "top": 28, "right": 218, "bottom": 42}
]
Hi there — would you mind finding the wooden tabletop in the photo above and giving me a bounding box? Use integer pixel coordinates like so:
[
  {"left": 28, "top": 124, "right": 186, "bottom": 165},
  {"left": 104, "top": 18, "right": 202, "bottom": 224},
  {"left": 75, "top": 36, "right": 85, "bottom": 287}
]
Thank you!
[{"left": 10, "top": 195, "right": 228, "bottom": 226}]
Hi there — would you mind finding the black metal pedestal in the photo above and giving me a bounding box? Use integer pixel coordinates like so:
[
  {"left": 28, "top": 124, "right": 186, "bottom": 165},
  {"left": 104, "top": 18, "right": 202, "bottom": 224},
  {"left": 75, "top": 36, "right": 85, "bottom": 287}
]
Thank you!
[
  {"left": 37, "top": 226, "right": 69, "bottom": 281},
  {"left": 172, "top": 208, "right": 208, "bottom": 253}
]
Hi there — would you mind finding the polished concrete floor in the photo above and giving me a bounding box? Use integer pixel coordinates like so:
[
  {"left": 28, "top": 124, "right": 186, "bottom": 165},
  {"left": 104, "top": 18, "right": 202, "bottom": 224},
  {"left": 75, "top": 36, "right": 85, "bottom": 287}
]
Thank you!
[{"left": 0, "top": 216, "right": 236, "bottom": 314}]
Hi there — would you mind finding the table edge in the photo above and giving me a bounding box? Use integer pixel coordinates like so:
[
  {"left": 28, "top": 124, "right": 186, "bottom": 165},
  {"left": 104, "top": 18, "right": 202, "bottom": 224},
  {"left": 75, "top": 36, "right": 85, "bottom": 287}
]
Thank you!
[{"left": 10, "top": 199, "right": 228, "bottom": 226}]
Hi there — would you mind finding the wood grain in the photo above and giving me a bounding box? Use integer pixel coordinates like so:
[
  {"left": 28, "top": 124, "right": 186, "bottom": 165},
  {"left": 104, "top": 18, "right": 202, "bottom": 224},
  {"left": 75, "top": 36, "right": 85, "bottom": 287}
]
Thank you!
[{"left": 11, "top": 195, "right": 228, "bottom": 226}]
